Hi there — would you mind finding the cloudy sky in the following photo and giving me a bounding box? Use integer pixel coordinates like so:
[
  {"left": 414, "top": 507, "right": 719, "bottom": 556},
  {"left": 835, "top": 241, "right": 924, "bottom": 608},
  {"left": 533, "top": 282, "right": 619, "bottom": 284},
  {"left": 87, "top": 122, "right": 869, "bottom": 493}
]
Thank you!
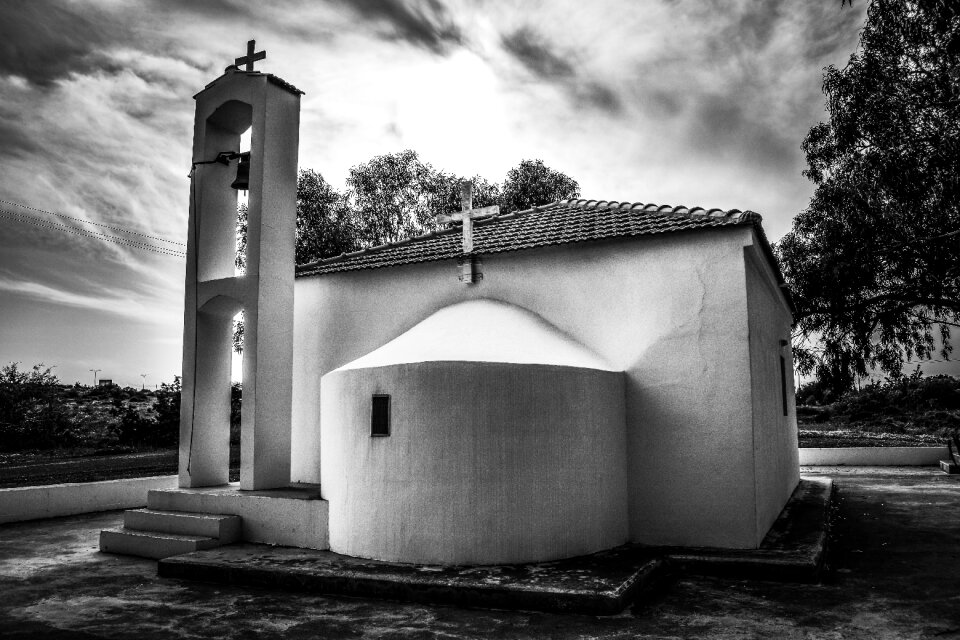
[{"left": 0, "top": 0, "right": 880, "bottom": 387}]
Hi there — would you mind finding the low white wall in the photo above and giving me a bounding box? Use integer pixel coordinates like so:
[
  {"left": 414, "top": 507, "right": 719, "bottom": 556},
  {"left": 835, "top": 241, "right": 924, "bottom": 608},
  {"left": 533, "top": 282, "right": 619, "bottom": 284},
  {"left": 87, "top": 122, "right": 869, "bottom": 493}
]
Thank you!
[
  {"left": 799, "top": 447, "right": 948, "bottom": 466},
  {"left": 0, "top": 475, "right": 177, "bottom": 524}
]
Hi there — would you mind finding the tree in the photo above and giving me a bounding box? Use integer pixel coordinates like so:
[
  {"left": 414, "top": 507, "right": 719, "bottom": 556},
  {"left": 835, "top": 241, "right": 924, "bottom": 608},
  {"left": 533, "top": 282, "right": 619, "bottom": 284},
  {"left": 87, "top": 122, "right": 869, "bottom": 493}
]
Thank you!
[
  {"left": 776, "top": 0, "right": 960, "bottom": 395},
  {"left": 296, "top": 169, "right": 357, "bottom": 265},
  {"left": 346, "top": 150, "right": 446, "bottom": 246},
  {"left": 499, "top": 159, "right": 580, "bottom": 214},
  {"left": 434, "top": 172, "right": 501, "bottom": 214}
]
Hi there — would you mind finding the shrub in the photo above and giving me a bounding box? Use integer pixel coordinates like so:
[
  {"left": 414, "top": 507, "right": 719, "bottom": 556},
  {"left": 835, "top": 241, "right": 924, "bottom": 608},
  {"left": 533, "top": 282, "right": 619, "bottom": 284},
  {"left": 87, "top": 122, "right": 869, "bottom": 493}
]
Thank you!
[
  {"left": 152, "top": 377, "right": 182, "bottom": 445},
  {"left": 0, "top": 363, "right": 72, "bottom": 451},
  {"left": 798, "top": 371, "right": 960, "bottom": 440}
]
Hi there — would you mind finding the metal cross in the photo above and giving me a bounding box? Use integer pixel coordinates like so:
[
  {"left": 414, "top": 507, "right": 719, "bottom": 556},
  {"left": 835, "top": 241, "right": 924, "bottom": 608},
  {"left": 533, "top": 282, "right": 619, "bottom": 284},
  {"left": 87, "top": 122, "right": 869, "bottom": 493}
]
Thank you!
[
  {"left": 436, "top": 181, "right": 499, "bottom": 253},
  {"left": 235, "top": 40, "right": 266, "bottom": 72}
]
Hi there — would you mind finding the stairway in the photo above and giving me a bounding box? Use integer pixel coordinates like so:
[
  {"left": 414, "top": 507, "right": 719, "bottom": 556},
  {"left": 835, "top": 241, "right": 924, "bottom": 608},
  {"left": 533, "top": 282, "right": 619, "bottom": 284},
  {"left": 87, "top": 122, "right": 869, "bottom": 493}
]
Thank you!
[{"left": 100, "top": 508, "right": 242, "bottom": 559}]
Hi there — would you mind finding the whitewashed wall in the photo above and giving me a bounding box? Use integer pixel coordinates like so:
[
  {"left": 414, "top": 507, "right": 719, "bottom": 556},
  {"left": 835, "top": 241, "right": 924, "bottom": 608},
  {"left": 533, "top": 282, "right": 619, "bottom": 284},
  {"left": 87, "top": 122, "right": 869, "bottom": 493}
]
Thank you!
[
  {"left": 292, "top": 226, "right": 798, "bottom": 549},
  {"left": 745, "top": 245, "right": 801, "bottom": 544}
]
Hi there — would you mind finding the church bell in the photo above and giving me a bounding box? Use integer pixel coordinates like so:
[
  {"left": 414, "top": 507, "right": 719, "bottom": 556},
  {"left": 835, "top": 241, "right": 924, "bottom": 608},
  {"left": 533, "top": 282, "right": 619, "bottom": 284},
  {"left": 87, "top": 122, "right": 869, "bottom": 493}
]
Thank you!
[{"left": 230, "top": 152, "right": 250, "bottom": 191}]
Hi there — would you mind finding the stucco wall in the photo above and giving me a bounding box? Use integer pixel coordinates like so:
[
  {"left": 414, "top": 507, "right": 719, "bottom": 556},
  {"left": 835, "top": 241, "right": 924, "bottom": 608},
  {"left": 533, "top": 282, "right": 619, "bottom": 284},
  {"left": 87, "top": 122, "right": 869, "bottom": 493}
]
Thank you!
[
  {"left": 745, "top": 245, "right": 800, "bottom": 545},
  {"left": 293, "top": 227, "right": 794, "bottom": 549},
  {"left": 0, "top": 476, "right": 178, "bottom": 524},
  {"left": 321, "top": 361, "right": 628, "bottom": 564}
]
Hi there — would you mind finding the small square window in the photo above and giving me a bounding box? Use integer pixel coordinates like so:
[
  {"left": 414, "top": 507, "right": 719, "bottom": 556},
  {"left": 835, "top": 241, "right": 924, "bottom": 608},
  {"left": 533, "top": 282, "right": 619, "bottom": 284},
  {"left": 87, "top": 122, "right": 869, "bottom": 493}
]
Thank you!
[{"left": 371, "top": 394, "right": 390, "bottom": 437}]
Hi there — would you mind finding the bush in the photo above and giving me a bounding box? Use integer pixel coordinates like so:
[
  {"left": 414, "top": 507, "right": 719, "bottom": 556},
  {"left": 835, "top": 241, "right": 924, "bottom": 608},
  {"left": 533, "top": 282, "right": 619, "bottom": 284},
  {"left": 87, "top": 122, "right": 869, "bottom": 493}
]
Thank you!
[
  {"left": 152, "top": 377, "right": 182, "bottom": 446},
  {"left": 798, "top": 371, "right": 960, "bottom": 440},
  {"left": 0, "top": 363, "right": 72, "bottom": 451}
]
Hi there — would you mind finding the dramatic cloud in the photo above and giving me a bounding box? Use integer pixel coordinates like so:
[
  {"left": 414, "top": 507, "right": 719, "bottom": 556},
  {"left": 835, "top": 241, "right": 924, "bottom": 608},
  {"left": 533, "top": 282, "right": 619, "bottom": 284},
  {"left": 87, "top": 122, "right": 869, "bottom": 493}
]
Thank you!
[
  {"left": 499, "top": 25, "right": 622, "bottom": 115},
  {"left": 0, "top": 0, "right": 877, "bottom": 385},
  {"left": 0, "top": 274, "right": 178, "bottom": 324},
  {"left": 0, "top": 1, "right": 124, "bottom": 87},
  {"left": 501, "top": 27, "right": 575, "bottom": 79},
  {"left": 334, "top": 0, "right": 464, "bottom": 54}
]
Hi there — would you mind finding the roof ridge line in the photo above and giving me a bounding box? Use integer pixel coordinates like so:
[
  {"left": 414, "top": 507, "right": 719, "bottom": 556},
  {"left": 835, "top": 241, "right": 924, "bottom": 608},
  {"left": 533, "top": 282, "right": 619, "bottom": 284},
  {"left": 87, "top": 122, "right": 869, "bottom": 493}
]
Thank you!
[{"left": 560, "top": 198, "right": 762, "bottom": 222}]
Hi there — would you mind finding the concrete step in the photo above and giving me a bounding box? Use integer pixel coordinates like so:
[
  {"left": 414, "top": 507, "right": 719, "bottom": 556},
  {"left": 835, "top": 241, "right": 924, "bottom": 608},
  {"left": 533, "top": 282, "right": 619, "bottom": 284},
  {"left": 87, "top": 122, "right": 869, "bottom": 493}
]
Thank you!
[
  {"left": 99, "top": 528, "right": 219, "bottom": 560},
  {"left": 123, "top": 509, "right": 241, "bottom": 543}
]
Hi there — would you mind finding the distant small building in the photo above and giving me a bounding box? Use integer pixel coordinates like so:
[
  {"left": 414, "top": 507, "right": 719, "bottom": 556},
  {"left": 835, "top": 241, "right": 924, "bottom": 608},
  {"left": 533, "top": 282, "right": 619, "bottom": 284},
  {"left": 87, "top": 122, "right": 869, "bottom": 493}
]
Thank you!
[{"left": 98, "top": 379, "right": 114, "bottom": 387}]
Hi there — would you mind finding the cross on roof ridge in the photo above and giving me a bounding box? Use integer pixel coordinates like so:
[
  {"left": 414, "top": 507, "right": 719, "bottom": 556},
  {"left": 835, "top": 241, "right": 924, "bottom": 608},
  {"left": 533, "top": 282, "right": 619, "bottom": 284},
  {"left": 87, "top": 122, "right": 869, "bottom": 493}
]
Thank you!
[
  {"left": 235, "top": 40, "right": 266, "bottom": 72},
  {"left": 435, "top": 181, "right": 500, "bottom": 254}
]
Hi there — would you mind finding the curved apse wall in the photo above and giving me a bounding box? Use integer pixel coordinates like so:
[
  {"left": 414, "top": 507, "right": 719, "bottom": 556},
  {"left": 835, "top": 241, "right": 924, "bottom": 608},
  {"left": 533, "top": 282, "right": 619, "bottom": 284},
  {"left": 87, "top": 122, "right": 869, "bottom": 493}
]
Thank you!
[{"left": 320, "top": 299, "right": 629, "bottom": 565}]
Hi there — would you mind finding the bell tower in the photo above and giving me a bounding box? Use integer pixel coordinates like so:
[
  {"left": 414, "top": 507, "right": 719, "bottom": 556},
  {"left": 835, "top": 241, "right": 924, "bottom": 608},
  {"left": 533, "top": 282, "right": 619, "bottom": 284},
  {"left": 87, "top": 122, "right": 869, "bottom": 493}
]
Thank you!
[{"left": 179, "top": 43, "right": 302, "bottom": 490}]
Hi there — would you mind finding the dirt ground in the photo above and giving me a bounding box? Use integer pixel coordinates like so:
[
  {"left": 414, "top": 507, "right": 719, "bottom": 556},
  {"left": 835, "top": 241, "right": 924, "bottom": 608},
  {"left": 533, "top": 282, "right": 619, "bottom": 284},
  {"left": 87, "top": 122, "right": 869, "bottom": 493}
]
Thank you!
[
  {"left": 0, "top": 446, "right": 240, "bottom": 488},
  {"left": 1, "top": 466, "right": 958, "bottom": 639}
]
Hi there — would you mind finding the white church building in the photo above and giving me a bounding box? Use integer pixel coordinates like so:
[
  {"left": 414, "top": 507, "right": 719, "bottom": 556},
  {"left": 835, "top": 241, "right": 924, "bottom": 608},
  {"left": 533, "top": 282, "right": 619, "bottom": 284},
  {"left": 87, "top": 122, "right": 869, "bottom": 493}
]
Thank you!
[{"left": 101, "top": 49, "right": 800, "bottom": 566}]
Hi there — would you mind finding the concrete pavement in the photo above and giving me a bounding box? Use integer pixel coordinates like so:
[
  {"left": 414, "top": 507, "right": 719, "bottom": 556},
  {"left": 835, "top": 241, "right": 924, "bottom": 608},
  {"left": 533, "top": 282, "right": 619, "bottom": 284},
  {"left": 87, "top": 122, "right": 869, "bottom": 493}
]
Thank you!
[{"left": 1, "top": 466, "right": 958, "bottom": 638}]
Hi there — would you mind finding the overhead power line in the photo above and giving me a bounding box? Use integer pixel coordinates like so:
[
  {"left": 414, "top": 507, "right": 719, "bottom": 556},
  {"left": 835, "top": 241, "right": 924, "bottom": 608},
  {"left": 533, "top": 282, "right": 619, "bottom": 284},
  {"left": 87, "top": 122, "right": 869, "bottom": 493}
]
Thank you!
[
  {"left": 0, "top": 207, "right": 186, "bottom": 258},
  {"left": 0, "top": 198, "right": 186, "bottom": 247}
]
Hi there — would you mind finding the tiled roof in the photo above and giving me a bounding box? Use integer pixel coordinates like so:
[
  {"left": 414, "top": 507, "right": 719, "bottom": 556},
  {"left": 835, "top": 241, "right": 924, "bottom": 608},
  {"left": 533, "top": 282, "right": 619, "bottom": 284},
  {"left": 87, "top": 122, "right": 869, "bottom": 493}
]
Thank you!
[
  {"left": 296, "top": 199, "right": 763, "bottom": 277},
  {"left": 197, "top": 70, "right": 304, "bottom": 97}
]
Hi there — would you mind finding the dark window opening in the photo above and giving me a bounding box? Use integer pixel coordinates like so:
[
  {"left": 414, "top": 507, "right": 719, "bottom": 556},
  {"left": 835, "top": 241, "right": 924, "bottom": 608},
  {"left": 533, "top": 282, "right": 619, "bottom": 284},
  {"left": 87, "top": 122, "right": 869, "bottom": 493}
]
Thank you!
[
  {"left": 371, "top": 394, "right": 390, "bottom": 437},
  {"left": 779, "top": 355, "right": 788, "bottom": 416}
]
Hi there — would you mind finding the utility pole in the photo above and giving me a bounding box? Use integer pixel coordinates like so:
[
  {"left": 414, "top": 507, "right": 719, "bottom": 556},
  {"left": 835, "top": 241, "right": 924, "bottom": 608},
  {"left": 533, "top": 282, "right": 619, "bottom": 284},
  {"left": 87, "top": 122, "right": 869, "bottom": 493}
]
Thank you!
[
  {"left": 140, "top": 373, "right": 148, "bottom": 390},
  {"left": 89, "top": 368, "right": 101, "bottom": 386}
]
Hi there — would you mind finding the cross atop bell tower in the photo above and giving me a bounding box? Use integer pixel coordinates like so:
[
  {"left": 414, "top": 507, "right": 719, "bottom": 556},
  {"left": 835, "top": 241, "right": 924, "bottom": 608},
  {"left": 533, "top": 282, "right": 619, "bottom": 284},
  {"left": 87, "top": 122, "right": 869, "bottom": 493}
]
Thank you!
[
  {"left": 179, "top": 43, "right": 303, "bottom": 491},
  {"left": 235, "top": 40, "right": 266, "bottom": 71}
]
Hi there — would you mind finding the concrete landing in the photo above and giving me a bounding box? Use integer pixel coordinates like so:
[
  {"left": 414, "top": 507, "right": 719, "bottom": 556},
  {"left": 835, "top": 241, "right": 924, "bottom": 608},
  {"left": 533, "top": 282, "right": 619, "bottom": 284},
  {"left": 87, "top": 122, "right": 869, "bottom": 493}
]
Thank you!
[
  {"left": 159, "top": 544, "right": 666, "bottom": 615},
  {"left": 665, "top": 477, "right": 833, "bottom": 582},
  {"left": 148, "top": 483, "right": 328, "bottom": 550}
]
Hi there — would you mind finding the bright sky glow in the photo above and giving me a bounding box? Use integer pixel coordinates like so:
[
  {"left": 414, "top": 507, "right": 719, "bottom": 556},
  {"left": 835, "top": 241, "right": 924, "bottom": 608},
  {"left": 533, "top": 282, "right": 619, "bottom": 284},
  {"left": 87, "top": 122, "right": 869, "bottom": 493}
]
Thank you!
[{"left": 1, "top": 0, "right": 888, "bottom": 386}]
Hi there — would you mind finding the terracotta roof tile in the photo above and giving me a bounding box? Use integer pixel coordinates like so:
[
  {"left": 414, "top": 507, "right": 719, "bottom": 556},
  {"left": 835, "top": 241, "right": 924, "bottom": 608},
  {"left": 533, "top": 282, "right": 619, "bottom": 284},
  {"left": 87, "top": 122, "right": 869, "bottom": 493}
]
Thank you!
[{"left": 296, "top": 198, "right": 764, "bottom": 277}]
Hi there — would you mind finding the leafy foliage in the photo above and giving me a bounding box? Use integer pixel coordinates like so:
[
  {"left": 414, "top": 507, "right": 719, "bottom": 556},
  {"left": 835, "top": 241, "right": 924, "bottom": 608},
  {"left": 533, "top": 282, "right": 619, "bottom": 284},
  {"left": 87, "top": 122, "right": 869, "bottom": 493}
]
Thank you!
[
  {"left": 297, "top": 169, "right": 357, "bottom": 265},
  {"left": 346, "top": 149, "right": 447, "bottom": 246},
  {"left": 776, "top": 0, "right": 960, "bottom": 394},
  {"left": 500, "top": 159, "right": 580, "bottom": 214},
  {"left": 149, "top": 376, "right": 181, "bottom": 447},
  {"left": 0, "top": 363, "right": 70, "bottom": 451},
  {"left": 0, "top": 363, "right": 185, "bottom": 451},
  {"left": 435, "top": 173, "right": 501, "bottom": 216}
]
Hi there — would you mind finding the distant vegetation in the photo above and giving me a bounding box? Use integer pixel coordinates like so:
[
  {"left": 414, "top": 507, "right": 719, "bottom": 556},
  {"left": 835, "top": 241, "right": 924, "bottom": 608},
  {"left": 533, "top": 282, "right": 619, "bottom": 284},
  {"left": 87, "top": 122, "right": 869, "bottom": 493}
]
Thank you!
[
  {"left": 797, "top": 371, "right": 960, "bottom": 447},
  {"left": 0, "top": 362, "right": 241, "bottom": 453}
]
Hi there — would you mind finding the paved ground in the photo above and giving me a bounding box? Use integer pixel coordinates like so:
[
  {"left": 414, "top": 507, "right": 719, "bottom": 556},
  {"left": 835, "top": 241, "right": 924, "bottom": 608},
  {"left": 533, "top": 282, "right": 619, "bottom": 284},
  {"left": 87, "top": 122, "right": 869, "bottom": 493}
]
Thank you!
[{"left": 0, "top": 466, "right": 958, "bottom": 639}]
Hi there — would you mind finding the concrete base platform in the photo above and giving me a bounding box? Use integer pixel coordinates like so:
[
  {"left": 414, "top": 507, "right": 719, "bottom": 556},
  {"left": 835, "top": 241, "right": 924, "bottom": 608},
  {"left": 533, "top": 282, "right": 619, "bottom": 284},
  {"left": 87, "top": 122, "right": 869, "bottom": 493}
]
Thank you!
[
  {"left": 159, "top": 544, "right": 666, "bottom": 615},
  {"left": 940, "top": 460, "right": 960, "bottom": 474},
  {"left": 148, "top": 483, "right": 328, "bottom": 550},
  {"left": 156, "top": 478, "right": 832, "bottom": 614},
  {"left": 664, "top": 477, "right": 833, "bottom": 582}
]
